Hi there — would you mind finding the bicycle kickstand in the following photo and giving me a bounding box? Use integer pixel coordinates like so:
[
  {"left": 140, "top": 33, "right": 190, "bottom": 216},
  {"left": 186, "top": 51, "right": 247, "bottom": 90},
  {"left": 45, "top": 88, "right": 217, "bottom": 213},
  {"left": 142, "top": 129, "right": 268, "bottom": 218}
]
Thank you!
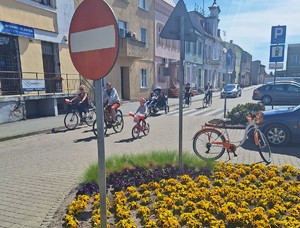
[{"left": 226, "top": 146, "right": 238, "bottom": 160}]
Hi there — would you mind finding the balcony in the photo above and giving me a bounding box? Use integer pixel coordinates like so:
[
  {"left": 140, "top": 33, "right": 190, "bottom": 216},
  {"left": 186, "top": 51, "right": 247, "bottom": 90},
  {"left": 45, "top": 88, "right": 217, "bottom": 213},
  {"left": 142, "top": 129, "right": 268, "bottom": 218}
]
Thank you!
[
  {"left": 119, "top": 37, "right": 147, "bottom": 58},
  {"left": 211, "top": 58, "right": 222, "bottom": 65}
]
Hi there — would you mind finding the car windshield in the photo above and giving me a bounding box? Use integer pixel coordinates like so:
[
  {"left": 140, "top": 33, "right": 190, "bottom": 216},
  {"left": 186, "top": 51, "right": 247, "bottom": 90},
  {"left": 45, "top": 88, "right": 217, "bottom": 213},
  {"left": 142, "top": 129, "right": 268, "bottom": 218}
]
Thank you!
[{"left": 226, "top": 85, "right": 236, "bottom": 90}]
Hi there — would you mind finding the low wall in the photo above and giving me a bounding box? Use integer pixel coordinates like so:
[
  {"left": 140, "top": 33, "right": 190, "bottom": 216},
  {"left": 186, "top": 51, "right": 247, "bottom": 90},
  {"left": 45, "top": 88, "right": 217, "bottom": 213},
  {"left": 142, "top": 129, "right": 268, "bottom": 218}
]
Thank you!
[{"left": 0, "top": 93, "right": 76, "bottom": 124}]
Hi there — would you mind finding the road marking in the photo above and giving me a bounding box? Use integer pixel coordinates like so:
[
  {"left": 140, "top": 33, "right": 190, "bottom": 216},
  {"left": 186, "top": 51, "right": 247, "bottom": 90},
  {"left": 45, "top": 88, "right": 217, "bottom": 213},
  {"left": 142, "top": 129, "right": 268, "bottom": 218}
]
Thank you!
[
  {"left": 167, "top": 107, "right": 224, "bottom": 117},
  {"left": 70, "top": 25, "right": 115, "bottom": 53}
]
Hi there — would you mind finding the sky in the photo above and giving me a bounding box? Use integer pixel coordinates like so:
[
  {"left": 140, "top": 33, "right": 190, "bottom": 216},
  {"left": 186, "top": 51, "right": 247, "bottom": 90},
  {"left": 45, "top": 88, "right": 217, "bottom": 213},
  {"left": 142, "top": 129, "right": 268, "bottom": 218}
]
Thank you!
[{"left": 174, "top": 0, "right": 300, "bottom": 73}]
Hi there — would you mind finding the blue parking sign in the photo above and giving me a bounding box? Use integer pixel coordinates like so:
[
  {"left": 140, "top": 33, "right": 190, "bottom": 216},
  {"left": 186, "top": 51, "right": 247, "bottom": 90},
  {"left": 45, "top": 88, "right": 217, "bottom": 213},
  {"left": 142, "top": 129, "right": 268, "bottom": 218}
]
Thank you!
[
  {"left": 271, "top": 25, "right": 286, "bottom": 44},
  {"left": 269, "top": 45, "right": 285, "bottom": 62}
]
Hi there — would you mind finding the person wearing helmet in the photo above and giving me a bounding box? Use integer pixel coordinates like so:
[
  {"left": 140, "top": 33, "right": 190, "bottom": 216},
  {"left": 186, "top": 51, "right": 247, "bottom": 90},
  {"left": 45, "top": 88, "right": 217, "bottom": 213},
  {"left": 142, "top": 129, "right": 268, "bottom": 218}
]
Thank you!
[{"left": 134, "top": 98, "right": 148, "bottom": 122}]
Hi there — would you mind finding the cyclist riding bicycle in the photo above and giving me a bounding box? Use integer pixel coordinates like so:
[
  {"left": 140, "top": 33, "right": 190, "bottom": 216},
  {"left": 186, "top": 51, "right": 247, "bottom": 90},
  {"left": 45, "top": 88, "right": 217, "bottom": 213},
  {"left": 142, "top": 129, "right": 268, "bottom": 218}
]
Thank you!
[
  {"left": 204, "top": 82, "right": 213, "bottom": 104},
  {"left": 70, "top": 85, "right": 89, "bottom": 124},
  {"left": 103, "top": 82, "right": 120, "bottom": 123}
]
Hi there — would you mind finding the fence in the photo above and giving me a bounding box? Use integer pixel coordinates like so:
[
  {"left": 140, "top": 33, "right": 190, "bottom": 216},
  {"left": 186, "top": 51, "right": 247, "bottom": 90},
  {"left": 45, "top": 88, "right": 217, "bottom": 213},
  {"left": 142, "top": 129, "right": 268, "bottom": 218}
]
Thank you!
[{"left": 0, "top": 71, "right": 95, "bottom": 102}]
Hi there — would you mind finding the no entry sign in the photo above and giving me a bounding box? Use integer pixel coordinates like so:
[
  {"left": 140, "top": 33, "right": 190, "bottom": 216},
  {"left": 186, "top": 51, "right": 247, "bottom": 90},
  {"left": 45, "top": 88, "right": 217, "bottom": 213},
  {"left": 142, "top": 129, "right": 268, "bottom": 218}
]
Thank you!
[{"left": 69, "top": 0, "right": 119, "bottom": 80}]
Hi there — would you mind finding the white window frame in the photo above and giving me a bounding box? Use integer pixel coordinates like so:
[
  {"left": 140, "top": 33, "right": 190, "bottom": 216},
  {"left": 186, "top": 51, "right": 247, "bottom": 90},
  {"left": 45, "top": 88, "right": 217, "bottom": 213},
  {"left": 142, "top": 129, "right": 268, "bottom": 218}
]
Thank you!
[
  {"left": 139, "top": 0, "right": 147, "bottom": 10},
  {"left": 140, "top": 28, "right": 147, "bottom": 46},
  {"left": 140, "top": 69, "right": 148, "bottom": 88},
  {"left": 118, "top": 20, "right": 128, "bottom": 38}
]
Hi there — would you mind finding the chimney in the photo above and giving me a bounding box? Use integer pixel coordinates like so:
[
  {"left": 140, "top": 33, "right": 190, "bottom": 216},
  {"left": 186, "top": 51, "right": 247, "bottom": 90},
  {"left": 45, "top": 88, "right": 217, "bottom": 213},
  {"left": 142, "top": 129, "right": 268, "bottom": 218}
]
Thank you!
[{"left": 230, "top": 40, "right": 233, "bottom": 44}]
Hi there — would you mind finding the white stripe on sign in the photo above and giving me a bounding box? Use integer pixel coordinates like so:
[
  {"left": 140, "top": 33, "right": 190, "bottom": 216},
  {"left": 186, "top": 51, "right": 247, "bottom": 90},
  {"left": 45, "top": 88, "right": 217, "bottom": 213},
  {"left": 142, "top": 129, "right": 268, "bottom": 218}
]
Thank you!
[{"left": 70, "top": 25, "right": 115, "bottom": 53}]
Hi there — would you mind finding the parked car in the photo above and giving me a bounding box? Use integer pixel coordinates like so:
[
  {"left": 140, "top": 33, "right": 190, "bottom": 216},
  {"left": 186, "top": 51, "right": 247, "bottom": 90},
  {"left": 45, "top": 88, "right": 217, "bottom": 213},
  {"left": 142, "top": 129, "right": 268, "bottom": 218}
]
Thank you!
[
  {"left": 260, "top": 105, "right": 300, "bottom": 146},
  {"left": 252, "top": 81, "right": 300, "bottom": 105},
  {"left": 220, "top": 84, "right": 242, "bottom": 98}
]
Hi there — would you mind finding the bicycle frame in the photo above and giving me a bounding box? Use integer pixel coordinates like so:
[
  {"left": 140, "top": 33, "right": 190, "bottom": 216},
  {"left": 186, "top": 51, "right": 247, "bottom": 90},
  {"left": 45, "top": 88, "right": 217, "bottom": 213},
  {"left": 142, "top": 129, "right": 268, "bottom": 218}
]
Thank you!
[{"left": 202, "top": 119, "right": 259, "bottom": 155}]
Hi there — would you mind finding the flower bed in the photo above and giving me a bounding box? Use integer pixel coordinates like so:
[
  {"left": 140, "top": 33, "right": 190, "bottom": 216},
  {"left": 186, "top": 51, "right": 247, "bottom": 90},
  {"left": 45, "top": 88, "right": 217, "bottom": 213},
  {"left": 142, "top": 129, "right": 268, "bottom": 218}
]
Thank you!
[{"left": 65, "top": 162, "right": 300, "bottom": 228}]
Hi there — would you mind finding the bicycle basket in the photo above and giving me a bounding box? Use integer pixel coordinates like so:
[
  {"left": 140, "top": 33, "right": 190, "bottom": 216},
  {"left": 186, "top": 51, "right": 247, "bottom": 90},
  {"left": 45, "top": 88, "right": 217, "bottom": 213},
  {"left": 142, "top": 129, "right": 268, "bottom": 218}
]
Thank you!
[
  {"left": 255, "top": 111, "right": 264, "bottom": 125},
  {"left": 65, "top": 99, "right": 71, "bottom": 105}
]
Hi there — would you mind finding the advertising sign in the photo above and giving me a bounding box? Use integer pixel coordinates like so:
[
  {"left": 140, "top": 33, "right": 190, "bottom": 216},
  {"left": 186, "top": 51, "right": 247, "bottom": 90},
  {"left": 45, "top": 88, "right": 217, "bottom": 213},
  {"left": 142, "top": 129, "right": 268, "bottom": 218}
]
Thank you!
[{"left": 0, "top": 21, "right": 34, "bottom": 38}]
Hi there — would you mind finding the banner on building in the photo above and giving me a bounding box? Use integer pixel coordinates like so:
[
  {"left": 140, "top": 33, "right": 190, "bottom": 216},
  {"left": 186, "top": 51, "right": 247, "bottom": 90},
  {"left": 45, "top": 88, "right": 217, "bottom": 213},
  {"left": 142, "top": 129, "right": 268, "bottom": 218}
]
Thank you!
[{"left": 0, "top": 21, "right": 34, "bottom": 38}]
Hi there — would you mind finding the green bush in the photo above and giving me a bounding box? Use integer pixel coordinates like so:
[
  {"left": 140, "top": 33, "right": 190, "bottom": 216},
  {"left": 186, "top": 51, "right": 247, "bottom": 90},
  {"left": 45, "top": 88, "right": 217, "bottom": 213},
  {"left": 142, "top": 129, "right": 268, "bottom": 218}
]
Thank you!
[{"left": 227, "top": 103, "right": 265, "bottom": 125}]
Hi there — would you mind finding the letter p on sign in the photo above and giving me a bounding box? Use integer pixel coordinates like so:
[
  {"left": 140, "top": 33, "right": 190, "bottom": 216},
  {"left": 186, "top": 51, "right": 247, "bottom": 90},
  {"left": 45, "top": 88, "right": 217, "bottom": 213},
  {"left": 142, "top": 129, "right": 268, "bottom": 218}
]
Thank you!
[{"left": 271, "top": 25, "right": 286, "bottom": 44}]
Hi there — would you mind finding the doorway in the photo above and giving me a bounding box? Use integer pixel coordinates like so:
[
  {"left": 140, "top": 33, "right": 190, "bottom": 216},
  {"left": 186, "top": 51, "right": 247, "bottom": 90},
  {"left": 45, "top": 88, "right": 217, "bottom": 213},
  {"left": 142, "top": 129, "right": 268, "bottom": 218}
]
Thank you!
[
  {"left": 120, "top": 66, "right": 130, "bottom": 100},
  {"left": 42, "top": 41, "right": 61, "bottom": 93}
]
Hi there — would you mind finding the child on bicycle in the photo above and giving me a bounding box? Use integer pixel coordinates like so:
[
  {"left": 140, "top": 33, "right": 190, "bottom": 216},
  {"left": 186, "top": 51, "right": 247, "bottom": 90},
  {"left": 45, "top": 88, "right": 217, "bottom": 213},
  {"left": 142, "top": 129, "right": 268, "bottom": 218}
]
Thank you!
[{"left": 134, "top": 98, "right": 148, "bottom": 122}]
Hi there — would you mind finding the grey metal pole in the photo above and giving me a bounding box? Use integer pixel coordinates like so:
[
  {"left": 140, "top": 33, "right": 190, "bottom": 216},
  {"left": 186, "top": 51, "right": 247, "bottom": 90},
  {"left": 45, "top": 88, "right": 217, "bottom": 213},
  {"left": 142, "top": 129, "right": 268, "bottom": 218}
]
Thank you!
[
  {"left": 95, "top": 79, "right": 107, "bottom": 228},
  {"left": 272, "top": 66, "right": 277, "bottom": 110},
  {"left": 224, "top": 64, "right": 228, "bottom": 118},
  {"left": 178, "top": 15, "right": 185, "bottom": 173}
]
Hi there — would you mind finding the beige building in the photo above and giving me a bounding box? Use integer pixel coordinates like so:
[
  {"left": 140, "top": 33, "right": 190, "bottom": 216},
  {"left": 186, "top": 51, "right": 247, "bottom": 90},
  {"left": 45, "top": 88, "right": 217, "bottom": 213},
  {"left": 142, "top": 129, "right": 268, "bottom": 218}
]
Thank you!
[
  {"left": 0, "top": 0, "right": 78, "bottom": 96},
  {"left": 103, "top": 0, "right": 155, "bottom": 101},
  {"left": 75, "top": 0, "right": 155, "bottom": 101}
]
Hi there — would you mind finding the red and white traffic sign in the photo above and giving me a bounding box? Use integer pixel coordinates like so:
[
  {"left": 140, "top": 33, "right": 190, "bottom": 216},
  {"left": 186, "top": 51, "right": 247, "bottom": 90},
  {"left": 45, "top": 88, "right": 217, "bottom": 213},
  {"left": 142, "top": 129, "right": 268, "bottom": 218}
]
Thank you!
[{"left": 68, "top": 0, "right": 119, "bottom": 80}]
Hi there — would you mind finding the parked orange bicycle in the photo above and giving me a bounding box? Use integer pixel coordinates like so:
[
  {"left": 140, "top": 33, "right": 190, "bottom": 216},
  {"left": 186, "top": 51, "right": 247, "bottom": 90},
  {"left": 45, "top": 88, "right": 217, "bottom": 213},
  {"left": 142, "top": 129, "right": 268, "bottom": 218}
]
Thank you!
[{"left": 192, "top": 111, "right": 271, "bottom": 164}]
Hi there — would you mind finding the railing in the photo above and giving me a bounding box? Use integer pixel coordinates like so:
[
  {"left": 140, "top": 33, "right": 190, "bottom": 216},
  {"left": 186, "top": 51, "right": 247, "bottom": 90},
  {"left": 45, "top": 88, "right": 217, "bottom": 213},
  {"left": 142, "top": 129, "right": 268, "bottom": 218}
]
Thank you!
[{"left": 0, "top": 71, "right": 95, "bottom": 102}]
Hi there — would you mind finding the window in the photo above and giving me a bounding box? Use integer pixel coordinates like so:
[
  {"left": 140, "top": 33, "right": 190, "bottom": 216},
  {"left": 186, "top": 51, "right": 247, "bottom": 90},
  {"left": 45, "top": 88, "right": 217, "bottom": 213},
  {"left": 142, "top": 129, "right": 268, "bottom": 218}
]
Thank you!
[
  {"left": 290, "top": 55, "right": 298, "bottom": 65},
  {"left": 139, "top": 0, "right": 147, "bottom": 10},
  {"left": 198, "top": 41, "right": 202, "bottom": 56},
  {"left": 140, "top": 69, "right": 148, "bottom": 88},
  {"left": 118, "top": 20, "right": 127, "bottom": 38},
  {"left": 274, "top": 85, "right": 285, "bottom": 91},
  {"left": 287, "top": 85, "right": 300, "bottom": 93},
  {"left": 140, "top": 28, "right": 147, "bottom": 44},
  {"left": 186, "top": 42, "right": 190, "bottom": 53},
  {"left": 158, "top": 67, "right": 166, "bottom": 82},
  {"left": 193, "top": 42, "right": 197, "bottom": 54},
  {"left": 32, "top": 0, "right": 52, "bottom": 6}
]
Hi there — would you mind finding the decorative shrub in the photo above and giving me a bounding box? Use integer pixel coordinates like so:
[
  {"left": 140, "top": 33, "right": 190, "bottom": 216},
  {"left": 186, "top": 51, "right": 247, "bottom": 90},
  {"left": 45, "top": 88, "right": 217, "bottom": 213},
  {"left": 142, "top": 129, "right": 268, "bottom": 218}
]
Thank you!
[{"left": 227, "top": 103, "right": 265, "bottom": 125}]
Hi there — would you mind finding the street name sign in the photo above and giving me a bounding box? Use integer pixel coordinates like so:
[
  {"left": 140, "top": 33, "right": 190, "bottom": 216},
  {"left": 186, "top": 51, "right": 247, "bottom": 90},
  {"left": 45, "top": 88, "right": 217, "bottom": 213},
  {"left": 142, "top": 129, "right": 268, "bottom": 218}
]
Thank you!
[{"left": 68, "top": 0, "right": 119, "bottom": 80}]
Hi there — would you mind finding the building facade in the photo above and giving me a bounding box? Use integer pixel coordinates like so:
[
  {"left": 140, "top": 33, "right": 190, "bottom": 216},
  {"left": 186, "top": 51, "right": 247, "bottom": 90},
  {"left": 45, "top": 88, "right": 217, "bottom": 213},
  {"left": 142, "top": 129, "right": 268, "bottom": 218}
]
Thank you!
[
  {"left": 154, "top": 0, "right": 179, "bottom": 95},
  {"left": 286, "top": 43, "right": 300, "bottom": 78},
  {"left": 0, "top": 0, "right": 77, "bottom": 96},
  {"left": 202, "top": 1, "right": 225, "bottom": 89}
]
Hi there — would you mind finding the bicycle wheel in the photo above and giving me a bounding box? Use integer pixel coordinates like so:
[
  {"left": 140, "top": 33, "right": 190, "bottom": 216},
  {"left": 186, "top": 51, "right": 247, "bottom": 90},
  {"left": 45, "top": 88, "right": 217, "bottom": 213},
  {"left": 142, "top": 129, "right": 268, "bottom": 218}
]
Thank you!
[
  {"left": 202, "top": 98, "right": 208, "bottom": 108},
  {"left": 132, "top": 126, "right": 140, "bottom": 139},
  {"left": 64, "top": 112, "right": 79, "bottom": 130},
  {"left": 193, "top": 129, "right": 226, "bottom": 161},
  {"left": 93, "top": 119, "right": 107, "bottom": 136},
  {"left": 85, "top": 109, "right": 96, "bottom": 126},
  {"left": 165, "top": 105, "right": 169, "bottom": 114},
  {"left": 142, "top": 122, "right": 150, "bottom": 135},
  {"left": 113, "top": 114, "right": 124, "bottom": 133},
  {"left": 254, "top": 130, "right": 271, "bottom": 164},
  {"left": 208, "top": 97, "right": 212, "bottom": 106}
]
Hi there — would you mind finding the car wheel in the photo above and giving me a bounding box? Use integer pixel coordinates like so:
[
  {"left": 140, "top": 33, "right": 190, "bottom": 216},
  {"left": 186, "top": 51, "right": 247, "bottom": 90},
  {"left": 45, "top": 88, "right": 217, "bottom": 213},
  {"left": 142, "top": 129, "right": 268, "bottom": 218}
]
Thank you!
[
  {"left": 239, "top": 92, "right": 242, "bottom": 97},
  {"left": 262, "top": 95, "right": 272, "bottom": 105},
  {"left": 263, "top": 124, "right": 290, "bottom": 146}
]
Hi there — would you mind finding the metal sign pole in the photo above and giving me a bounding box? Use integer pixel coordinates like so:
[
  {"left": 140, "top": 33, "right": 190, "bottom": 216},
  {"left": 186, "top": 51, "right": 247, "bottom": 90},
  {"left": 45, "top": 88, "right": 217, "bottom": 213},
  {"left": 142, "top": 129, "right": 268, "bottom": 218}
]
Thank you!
[
  {"left": 95, "top": 79, "right": 107, "bottom": 228},
  {"left": 272, "top": 65, "right": 277, "bottom": 110},
  {"left": 224, "top": 64, "right": 228, "bottom": 118},
  {"left": 178, "top": 15, "right": 185, "bottom": 173}
]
